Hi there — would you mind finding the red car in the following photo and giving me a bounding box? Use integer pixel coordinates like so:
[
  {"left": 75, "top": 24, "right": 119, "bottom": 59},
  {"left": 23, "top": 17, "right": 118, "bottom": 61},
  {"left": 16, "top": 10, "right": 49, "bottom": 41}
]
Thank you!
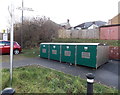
[{"left": 0, "top": 40, "right": 22, "bottom": 55}]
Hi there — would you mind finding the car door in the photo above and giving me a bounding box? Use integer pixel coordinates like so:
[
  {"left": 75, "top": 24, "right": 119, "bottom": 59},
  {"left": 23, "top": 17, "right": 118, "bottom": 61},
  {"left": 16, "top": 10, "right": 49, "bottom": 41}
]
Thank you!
[
  {"left": 0, "top": 41, "right": 4, "bottom": 54},
  {"left": 2, "top": 41, "right": 10, "bottom": 54}
]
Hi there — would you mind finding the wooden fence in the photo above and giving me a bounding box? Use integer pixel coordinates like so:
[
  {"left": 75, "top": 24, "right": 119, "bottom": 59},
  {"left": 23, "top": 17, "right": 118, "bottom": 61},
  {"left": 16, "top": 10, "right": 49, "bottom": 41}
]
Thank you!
[{"left": 58, "top": 29, "right": 99, "bottom": 39}]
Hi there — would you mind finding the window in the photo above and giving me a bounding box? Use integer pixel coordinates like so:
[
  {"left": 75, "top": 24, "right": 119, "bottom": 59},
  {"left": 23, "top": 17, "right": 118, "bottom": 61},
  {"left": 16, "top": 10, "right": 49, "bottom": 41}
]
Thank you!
[
  {"left": 0, "top": 41, "right": 5, "bottom": 46},
  {"left": 3, "top": 41, "right": 10, "bottom": 46}
]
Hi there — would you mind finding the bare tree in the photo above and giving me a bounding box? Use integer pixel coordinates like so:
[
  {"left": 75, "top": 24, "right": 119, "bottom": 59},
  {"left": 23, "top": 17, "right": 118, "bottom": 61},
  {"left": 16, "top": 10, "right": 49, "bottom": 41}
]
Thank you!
[{"left": 14, "top": 16, "right": 60, "bottom": 48}]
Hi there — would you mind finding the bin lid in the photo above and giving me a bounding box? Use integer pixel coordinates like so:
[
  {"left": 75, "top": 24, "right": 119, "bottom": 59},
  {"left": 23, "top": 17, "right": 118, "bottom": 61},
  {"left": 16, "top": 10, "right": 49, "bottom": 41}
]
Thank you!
[{"left": 41, "top": 43, "right": 106, "bottom": 46}]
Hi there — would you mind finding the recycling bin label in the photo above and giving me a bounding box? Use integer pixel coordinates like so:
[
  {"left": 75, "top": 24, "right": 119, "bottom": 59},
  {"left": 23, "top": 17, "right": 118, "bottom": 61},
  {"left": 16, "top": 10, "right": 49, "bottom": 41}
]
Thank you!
[
  {"left": 42, "top": 49, "right": 46, "bottom": 53},
  {"left": 64, "top": 51, "right": 71, "bottom": 56},
  {"left": 52, "top": 50, "right": 57, "bottom": 54},
  {"left": 82, "top": 52, "right": 90, "bottom": 59}
]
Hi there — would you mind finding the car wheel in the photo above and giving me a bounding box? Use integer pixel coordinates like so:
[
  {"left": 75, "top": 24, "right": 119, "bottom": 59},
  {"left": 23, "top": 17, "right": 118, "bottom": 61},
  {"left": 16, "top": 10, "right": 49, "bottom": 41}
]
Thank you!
[{"left": 14, "top": 49, "right": 20, "bottom": 55}]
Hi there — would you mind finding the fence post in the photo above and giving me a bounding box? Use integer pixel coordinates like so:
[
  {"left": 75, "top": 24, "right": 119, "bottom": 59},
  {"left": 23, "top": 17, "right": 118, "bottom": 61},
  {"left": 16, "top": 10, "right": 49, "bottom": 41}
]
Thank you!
[{"left": 86, "top": 73, "right": 95, "bottom": 95}]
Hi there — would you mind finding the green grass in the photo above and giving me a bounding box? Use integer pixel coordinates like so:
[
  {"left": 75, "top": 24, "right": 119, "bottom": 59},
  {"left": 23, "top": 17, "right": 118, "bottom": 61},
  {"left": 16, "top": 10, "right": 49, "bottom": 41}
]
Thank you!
[
  {"left": 2, "top": 65, "right": 118, "bottom": 93},
  {"left": 19, "top": 47, "right": 40, "bottom": 58},
  {"left": 52, "top": 38, "right": 119, "bottom": 46}
]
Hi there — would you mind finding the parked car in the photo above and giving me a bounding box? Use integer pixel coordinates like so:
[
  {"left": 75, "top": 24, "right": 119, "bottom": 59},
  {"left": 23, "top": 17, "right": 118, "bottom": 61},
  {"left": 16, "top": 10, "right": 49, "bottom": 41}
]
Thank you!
[{"left": 0, "top": 40, "right": 22, "bottom": 55}]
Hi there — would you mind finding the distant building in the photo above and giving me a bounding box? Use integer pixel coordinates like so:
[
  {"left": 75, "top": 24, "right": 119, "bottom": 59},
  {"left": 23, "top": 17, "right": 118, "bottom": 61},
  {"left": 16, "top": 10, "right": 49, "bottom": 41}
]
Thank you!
[
  {"left": 100, "top": 14, "right": 120, "bottom": 40},
  {"left": 59, "top": 19, "right": 71, "bottom": 29},
  {"left": 100, "top": 24, "right": 120, "bottom": 40},
  {"left": 108, "top": 14, "right": 120, "bottom": 25},
  {"left": 74, "top": 21, "right": 107, "bottom": 30}
]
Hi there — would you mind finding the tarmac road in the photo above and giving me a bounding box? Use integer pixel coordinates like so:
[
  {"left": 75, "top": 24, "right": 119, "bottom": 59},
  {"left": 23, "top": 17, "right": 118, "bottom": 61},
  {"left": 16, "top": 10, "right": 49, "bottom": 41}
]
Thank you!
[{"left": 1, "top": 57, "right": 120, "bottom": 89}]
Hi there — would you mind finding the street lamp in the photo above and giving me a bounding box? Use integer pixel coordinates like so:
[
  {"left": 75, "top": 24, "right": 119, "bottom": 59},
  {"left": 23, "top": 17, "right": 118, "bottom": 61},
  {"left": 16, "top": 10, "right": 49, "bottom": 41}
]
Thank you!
[{"left": 1, "top": 1, "right": 15, "bottom": 95}]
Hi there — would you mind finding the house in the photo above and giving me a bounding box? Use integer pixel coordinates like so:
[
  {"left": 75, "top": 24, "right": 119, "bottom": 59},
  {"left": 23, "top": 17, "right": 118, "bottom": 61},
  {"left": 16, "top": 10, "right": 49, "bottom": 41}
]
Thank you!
[
  {"left": 108, "top": 14, "right": 120, "bottom": 25},
  {"left": 74, "top": 21, "right": 107, "bottom": 30},
  {"left": 59, "top": 19, "right": 71, "bottom": 29}
]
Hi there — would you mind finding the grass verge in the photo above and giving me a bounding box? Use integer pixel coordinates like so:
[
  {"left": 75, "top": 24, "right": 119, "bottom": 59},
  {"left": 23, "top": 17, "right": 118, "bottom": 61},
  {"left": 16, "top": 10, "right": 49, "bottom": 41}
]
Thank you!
[
  {"left": 52, "top": 38, "right": 119, "bottom": 46},
  {"left": 18, "top": 38, "right": 119, "bottom": 58},
  {"left": 19, "top": 47, "right": 40, "bottom": 58},
  {"left": 2, "top": 65, "right": 118, "bottom": 93}
]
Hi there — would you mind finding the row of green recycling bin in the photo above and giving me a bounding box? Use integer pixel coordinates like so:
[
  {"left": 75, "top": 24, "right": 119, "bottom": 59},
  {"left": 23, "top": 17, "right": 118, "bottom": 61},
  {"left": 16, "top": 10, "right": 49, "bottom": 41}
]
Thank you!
[{"left": 40, "top": 43, "right": 109, "bottom": 69}]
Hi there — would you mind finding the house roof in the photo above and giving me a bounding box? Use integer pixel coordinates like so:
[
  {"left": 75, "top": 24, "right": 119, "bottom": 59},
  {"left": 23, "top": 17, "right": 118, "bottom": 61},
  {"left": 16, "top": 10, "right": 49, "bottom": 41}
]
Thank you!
[
  {"left": 59, "top": 22, "right": 71, "bottom": 29},
  {"left": 60, "top": 22, "right": 69, "bottom": 26},
  {"left": 74, "top": 21, "right": 107, "bottom": 29}
]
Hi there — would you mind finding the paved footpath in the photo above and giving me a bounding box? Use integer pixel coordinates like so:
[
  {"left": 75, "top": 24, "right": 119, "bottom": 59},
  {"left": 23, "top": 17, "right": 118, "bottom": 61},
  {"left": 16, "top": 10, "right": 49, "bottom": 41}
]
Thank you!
[{"left": 2, "top": 57, "right": 120, "bottom": 89}]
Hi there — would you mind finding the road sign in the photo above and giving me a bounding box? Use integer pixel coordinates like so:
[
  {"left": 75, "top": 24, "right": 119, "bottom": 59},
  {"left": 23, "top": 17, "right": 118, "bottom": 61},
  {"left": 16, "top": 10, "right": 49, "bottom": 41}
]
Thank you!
[{"left": 3, "top": 33, "right": 8, "bottom": 41}]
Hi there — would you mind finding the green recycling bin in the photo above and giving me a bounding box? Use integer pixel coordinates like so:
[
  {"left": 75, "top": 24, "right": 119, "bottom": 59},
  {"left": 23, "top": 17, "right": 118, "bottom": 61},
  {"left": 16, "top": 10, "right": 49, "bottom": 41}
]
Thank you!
[
  {"left": 49, "top": 44, "right": 61, "bottom": 61},
  {"left": 76, "top": 43, "right": 109, "bottom": 68},
  {"left": 40, "top": 43, "right": 109, "bottom": 69},
  {"left": 40, "top": 43, "right": 49, "bottom": 58},
  {"left": 61, "top": 44, "right": 76, "bottom": 64}
]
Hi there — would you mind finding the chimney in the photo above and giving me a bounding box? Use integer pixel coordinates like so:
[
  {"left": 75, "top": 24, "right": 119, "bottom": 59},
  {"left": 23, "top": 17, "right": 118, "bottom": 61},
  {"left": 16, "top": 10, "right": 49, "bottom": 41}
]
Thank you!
[{"left": 67, "top": 19, "right": 70, "bottom": 23}]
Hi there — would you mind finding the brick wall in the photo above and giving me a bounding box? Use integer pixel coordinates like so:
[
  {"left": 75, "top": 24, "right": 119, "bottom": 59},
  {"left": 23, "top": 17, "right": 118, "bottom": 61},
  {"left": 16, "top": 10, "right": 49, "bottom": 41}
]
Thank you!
[{"left": 109, "top": 46, "right": 120, "bottom": 60}]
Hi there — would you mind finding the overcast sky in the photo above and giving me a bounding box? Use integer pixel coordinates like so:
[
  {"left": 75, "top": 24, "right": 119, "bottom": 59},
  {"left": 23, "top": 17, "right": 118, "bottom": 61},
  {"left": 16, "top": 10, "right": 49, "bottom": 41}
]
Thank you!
[{"left": 0, "top": 0, "right": 119, "bottom": 31}]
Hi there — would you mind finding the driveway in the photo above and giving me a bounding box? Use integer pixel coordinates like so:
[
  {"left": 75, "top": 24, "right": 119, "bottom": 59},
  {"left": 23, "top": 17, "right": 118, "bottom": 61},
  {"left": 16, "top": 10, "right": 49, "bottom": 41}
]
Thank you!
[{"left": 1, "top": 56, "right": 120, "bottom": 89}]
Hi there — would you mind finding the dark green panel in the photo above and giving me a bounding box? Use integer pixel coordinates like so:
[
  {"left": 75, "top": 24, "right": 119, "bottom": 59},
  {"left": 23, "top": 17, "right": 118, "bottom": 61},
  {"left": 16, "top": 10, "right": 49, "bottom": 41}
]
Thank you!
[
  {"left": 40, "top": 44, "right": 49, "bottom": 58},
  {"left": 76, "top": 45, "right": 97, "bottom": 68},
  {"left": 50, "top": 44, "right": 60, "bottom": 61},
  {"left": 61, "top": 45, "right": 75, "bottom": 64}
]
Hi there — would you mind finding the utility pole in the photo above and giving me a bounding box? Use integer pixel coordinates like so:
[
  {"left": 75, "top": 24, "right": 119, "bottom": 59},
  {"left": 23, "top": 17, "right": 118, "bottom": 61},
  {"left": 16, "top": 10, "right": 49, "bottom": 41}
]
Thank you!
[
  {"left": 17, "top": 0, "right": 33, "bottom": 48},
  {"left": 21, "top": 0, "right": 23, "bottom": 48}
]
